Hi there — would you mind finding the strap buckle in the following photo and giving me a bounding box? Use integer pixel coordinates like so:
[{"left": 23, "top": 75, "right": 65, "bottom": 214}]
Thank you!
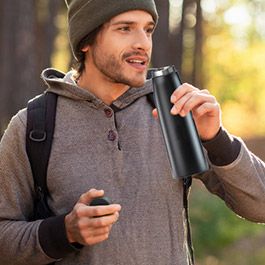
[{"left": 29, "top": 130, "right": 46, "bottom": 142}]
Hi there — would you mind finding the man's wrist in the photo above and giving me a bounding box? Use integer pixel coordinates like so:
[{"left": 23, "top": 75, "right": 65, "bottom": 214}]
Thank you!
[
  {"left": 202, "top": 126, "right": 241, "bottom": 166},
  {"left": 39, "top": 214, "right": 82, "bottom": 259}
]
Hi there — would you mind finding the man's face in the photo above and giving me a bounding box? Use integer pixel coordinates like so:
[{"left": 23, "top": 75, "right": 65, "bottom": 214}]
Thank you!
[{"left": 86, "top": 10, "right": 155, "bottom": 88}]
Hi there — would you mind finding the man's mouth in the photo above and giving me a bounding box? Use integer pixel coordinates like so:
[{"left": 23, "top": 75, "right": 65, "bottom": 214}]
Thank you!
[
  {"left": 122, "top": 52, "right": 150, "bottom": 71},
  {"left": 126, "top": 59, "right": 146, "bottom": 66},
  {"left": 125, "top": 55, "right": 149, "bottom": 71}
]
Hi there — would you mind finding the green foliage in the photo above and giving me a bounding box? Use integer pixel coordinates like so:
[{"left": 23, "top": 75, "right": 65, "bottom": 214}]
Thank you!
[
  {"left": 190, "top": 180, "right": 265, "bottom": 264},
  {"left": 182, "top": 3, "right": 265, "bottom": 262},
  {"left": 202, "top": 7, "right": 265, "bottom": 137}
]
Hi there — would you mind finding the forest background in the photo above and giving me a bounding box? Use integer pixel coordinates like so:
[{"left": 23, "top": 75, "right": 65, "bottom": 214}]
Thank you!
[{"left": 1, "top": 0, "right": 265, "bottom": 264}]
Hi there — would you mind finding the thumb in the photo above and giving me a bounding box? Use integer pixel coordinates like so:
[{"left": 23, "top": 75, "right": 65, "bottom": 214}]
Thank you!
[
  {"left": 78, "top": 189, "right": 104, "bottom": 205},
  {"left": 152, "top": 108, "right": 158, "bottom": 119}
]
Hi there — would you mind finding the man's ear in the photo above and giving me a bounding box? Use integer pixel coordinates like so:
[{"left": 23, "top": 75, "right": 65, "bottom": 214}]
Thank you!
[{"left": 81, "top": 45, "right": 90, "bottom": 52}]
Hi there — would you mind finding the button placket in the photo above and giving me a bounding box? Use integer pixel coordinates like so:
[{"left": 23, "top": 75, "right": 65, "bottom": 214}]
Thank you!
[
  {"left": 104, "top": 108, "right": 113, "bottom": 118},
  {"left": 104, "top": 108, "right": 118, "bottom": 143},
  {"left": 108, "top": 130, "right": 117, "bottom": 141}
]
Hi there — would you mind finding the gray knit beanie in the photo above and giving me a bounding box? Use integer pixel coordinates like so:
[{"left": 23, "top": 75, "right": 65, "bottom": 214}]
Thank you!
[{"left": 65, "top": 0, "right": 158, "bottom": 60}]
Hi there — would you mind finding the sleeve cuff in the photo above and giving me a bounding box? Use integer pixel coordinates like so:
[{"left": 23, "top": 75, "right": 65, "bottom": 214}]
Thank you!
[
  {"left": 202, "top": 126, "right": 241, "bottom": 166},
  {"left": 39, "top": 214, "right": 83, "bottom": 259}
]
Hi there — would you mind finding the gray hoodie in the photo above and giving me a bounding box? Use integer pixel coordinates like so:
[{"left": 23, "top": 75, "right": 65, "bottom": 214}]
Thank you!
[{"left": 0, "top": 69, "right": 265, "bottom": 265}]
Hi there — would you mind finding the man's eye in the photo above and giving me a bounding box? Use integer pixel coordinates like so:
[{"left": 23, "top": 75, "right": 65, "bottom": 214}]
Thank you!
[
  {"left": 118, "top": 26, "right": 130, "bottom": 32},
  {"left": 146, "top": 27, "right": 154, "bottom": 34}
]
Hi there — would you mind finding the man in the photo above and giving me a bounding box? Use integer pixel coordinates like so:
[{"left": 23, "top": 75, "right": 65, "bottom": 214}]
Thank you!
[{"left": 0, "top": 0, "right": 265, "bottom": 264}]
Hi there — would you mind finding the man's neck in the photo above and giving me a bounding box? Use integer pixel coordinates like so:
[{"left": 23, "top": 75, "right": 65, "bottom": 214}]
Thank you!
[{"left": 77, "top": 68, "right": 130, "bottom": 106}]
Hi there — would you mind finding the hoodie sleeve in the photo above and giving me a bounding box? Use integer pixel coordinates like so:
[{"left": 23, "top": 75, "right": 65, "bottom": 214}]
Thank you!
[
  {"left": 0, "top": 110, "right": 78, "bottom": 264},
  {"left": 202, "top": 126, "right": 241, "bottom": 166},
  {"left": 39, "top": 214, "right": 83, "bottom": 259},
  {"left": 197, "top": 127, "right": 265, "bottom": 223}
]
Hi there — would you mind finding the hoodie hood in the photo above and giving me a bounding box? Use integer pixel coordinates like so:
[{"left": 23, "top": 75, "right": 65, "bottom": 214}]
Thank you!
[{"left": 41, "top": 68, "right": 153, "bottom": 109}]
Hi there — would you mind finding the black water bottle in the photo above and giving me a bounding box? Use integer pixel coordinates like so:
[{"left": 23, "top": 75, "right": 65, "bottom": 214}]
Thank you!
[{"left": 151, "top": 65, "right": 209, "bottom": 179}]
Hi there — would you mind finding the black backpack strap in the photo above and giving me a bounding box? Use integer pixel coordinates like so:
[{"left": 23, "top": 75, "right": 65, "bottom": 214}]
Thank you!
[
  {"left": 147, "top": 92, "right": 195, "bottom": 264},
  {"left": 26, "top": 92, "right": 58, "bottom": 219},
  {"left": 183, "top": 176, "right": 194, "bottom": 265}
]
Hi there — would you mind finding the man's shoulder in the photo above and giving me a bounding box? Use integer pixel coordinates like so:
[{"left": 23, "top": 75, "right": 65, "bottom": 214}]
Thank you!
[{"left": 7, "top": 108, "right": 28, "bottom": 130}]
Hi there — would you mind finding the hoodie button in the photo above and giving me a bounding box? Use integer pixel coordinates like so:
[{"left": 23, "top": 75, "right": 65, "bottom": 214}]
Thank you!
[
  {"left": 105, "top": 109, "right": 113, "bottom": 118},
  {"left": 108, "top": 131, "right": 117, "bottom": 141}
]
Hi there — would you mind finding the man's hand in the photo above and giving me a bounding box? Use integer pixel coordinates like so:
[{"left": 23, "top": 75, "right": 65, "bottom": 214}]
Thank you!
[
  {"left": 65, "top": 189, "right": 121, "bottom": 245},
  {"left": 152, "top": 83, "right": 221, "bottom": 141}
]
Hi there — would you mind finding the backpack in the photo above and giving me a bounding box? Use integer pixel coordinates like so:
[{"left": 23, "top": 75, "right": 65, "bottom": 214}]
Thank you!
[
  {"left": 26, "top": 91, "right": 194, "bottom": 264},
  {"left": 26, "top": 92, "right": 58, "bottom": 219}
]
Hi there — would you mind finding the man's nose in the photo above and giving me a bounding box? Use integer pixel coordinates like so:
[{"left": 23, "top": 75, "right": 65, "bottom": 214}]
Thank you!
[{"left": 132, "top": 30, "right": 152, "bottom": 52}]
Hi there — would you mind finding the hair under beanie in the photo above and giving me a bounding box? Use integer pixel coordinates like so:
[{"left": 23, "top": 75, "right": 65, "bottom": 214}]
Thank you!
[{"left": 65, "top": 0, "right": 158, "bottom": 60}]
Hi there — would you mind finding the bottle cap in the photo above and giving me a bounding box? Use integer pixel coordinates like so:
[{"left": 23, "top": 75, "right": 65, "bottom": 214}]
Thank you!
[{"left": 151, "top": 65, "right": 176, "bottom": 78}]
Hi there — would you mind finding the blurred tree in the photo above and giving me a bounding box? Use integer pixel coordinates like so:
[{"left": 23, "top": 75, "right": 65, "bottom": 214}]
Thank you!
[
  {"left": 0, "top": 0, "right": 60, "bottom": 136},
  {"left": 192, "top": 0, "right": 203, "bottom": 88},
  {"left": 0, "top": 0, "right": 206, "bottom": 135},
  {"left": 180, "top": 0, "right": 204, "bottom": 85},
  {"left": 179, "top": 0, "right": 193, "bottom": 79},
  {"left": 201, "top": 1, "right": 265, "bottom": 137},
  {"left": 152, "top": 0, "right": 204, "bottom": 86},
  {"left": 0, "top": 0, "right": 39, "bottom": 134},
  {"left": 36, "top": 0, "right": 61, "bottom": 72},
  {"left": 152, "top": 0, "right": 170, "bottom": 67}
]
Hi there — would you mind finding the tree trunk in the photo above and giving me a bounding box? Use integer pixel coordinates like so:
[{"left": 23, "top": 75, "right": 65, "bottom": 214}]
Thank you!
[
  {"left": 152, "top": 0, "right": 170, "bottom": 68},
  {"left": 0, "top": 0, "right": 40, "bottom": 133},
  {"left": 192, "top": 0, "right": 203, "bottom": 88},
  {"left": 36, "top": 0, "right": 60, "bottom": 72},
  {"left": 0, "top": 0, "right": 60, "bottom": 136},
  {"left": 174, "top": 1, "right": 186, "bottom": 76}
]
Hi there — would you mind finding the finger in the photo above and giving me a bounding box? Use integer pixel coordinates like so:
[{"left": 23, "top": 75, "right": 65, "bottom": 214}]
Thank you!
[
  {"left": 170, "top": 83, "right": 199, "bottom": 103},
  {"left": 78, "top": 189, "right": 104, "bottom": 204},
  {"left": 152, "top": 108, "right": 158, "bottom": 118},
  {"left": 192, "top": 102, "right": 220, "bottom": 120},
  {"left": 83, "top": 232, "right": 111, "bottom": 245},
  {"left": 73, "top": 203, "right": 121, "bottom": 223},
  {"left": 68, "top": 211, "right": 118, "bottom": 238},
  {"left": 200, "top": 89, "right": 211, "bottom": 95},
  {"left": 74, "top": 224, "right": 112, "bottom": 245},
  {"left": 172, "top": 93, "right": 216, "bottom": 117},
  {"left": 88, "top": 211, "right": 120, "bottom": 227},
  {"left": 88, "top": 204, "right": 121, "bottom": 218},
  {"left": 171, "top": 90, "right": 198, "bottom": 115},
  {"left": 81, "top": 224, "right": 113, "bottom": 238}
]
